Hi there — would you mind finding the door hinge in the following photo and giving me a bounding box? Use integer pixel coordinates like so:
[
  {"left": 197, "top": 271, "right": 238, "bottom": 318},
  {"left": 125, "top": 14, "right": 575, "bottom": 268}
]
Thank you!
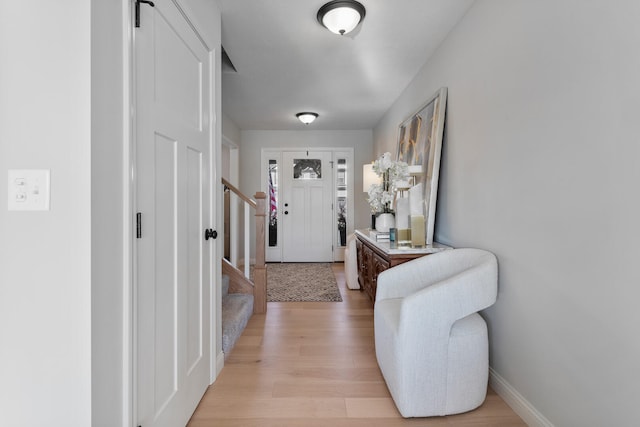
[
  {"left": 136, "top": 212, "right": 142, "bottom": 238},
  {"left": 135, "top": 0, "right": 155, "bottom": 28}
]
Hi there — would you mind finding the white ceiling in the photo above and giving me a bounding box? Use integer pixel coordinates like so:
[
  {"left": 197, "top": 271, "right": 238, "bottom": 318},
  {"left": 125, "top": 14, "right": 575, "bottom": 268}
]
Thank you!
[{"left": 218, "top": 0, "right": 474, "bottom": 130}]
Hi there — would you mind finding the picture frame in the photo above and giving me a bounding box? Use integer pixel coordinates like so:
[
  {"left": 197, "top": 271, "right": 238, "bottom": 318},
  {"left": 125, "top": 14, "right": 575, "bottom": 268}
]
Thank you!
[{"left": 396, "top": 87, "right": 447, "bottom": 245}]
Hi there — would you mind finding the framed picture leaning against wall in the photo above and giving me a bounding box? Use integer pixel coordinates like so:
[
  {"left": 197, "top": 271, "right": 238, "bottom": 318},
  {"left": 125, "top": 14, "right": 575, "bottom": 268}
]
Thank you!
[{"left": 396, "top": 87, "right": 447, "bottom": 245}]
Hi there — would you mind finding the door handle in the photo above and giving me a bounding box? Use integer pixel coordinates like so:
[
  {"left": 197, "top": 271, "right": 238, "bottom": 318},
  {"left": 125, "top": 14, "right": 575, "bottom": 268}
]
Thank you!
[
  {"left": 204, "top": 229, "right": 217, "bottom": 240},
  {"left": 284, "top": 211, "right": 289, "bottom": 215}
]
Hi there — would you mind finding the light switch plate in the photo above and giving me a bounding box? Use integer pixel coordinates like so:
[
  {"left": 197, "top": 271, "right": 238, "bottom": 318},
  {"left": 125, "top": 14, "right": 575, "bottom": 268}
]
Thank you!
[{"left": 8, "top": 169, "right": 50, "bottom": 211}]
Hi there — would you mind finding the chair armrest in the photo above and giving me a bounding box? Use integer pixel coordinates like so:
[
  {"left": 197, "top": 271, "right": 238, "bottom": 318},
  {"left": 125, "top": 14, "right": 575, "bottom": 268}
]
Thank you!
[
  {"left": 375, "top": 248, "right": 497, "bottom": 303},
  {"left": 401, "top": 260, "right": 497, "bottom": 331},
  {"left": 375, "top": 258, "right": 438, "bottom": 301}
]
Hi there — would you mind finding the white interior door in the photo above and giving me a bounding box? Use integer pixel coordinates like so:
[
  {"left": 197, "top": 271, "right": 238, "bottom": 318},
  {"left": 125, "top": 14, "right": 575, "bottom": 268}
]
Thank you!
[
  {"left": 281, "top": 151, "right": 333, "bottom": 262},
  {"left": 135, "top": 1, "right": 212, "bottom": 426}
]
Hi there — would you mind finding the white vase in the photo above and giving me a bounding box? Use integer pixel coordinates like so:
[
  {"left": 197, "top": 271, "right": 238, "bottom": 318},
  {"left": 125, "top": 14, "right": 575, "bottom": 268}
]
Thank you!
[{"left": 375, "top": 213, "right": 395, "bottom": 233}]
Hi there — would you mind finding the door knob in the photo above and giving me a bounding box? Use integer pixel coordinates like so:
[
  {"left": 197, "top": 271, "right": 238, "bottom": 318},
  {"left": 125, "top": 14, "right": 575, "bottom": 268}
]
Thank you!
[
  {"left": 204, "top": 229, "right": 217, "bottom": 240},
  {"left": 284, "top": 211, "right": 289, "bottom": 215}
]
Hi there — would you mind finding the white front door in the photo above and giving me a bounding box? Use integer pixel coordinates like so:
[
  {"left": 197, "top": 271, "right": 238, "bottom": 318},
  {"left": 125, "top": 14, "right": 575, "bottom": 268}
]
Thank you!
[
  {"left": 281, "top": 151, "right": 333, "bottom": 262},
  {"left": 135, "top": 1, "right": 212, "bottom": 426}
]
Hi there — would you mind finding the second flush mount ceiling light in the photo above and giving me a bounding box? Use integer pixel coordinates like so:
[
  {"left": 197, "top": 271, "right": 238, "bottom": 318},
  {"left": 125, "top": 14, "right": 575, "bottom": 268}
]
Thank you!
[{"left": 296, "top": 112, "right": 319, "bottom": 125}]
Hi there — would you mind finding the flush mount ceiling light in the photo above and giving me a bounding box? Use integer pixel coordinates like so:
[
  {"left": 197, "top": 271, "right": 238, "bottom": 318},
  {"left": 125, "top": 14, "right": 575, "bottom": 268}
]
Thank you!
[
  {"left": 296, "top": 112, "right": 319, "bottom": 125},
  {"left": 317, "top": 0, "right": 366, "bottom": 35}
]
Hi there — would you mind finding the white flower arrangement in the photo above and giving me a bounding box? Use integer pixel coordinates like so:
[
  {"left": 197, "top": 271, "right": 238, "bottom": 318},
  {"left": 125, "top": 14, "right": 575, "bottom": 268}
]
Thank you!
[{"left": 367, "top": 152, "right": 409, "bottom": 213}]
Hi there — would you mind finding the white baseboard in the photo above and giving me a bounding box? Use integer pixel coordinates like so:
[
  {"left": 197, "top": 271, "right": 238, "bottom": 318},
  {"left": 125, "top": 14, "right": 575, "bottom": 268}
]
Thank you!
[
  {"left": 489, "top": 367, "right": 555, "bottom": 427},
  {"left": 215, "top": 351, "right": 225, "bottom": 377}
]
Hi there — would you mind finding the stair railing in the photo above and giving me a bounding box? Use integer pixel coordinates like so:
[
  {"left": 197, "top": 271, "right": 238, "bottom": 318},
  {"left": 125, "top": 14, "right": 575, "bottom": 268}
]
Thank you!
[{"left": 222, "top": 177, "right": 266, "bottom": 314}]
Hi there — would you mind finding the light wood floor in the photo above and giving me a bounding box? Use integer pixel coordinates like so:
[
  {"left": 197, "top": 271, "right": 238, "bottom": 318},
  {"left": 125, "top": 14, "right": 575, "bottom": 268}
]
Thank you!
[{"left": 188, "top": 264, "right": 526, "bottom": 427}]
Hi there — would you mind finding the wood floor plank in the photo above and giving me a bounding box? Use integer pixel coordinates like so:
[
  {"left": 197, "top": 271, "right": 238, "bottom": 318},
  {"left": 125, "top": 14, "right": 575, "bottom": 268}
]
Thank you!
[
  {"left": 345, "top": 397, "right": 406, "bottom": 418},
  {"left": 193, "top": 397, "right": 347, "bottom": 418},
  {"left": 272, "top": 380, "right": 390, "bottom": 398},
  {"left": 187, "top": 264, "right": 526, "bottom": 426},
  {"left": 188, "top": 418, "right": 449, "bottom": 427}
]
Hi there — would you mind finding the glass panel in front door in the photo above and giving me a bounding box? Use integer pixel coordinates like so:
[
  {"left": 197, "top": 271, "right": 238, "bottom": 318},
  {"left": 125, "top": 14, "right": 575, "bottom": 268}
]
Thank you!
[
  {"left": 293, "top": 159, "right": 322, "bottom": 180},
  {"left": 336, "top": 158, "right": 347, "bottom": 247},
  {"left": 268, "top": 159, "right": 278, "bottom": 247}
]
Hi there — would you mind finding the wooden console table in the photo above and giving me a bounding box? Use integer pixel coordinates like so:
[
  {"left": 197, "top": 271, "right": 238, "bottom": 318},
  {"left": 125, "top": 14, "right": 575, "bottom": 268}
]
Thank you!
[{"left": 354, "top": 229, "right": 451, "bottom": 304}]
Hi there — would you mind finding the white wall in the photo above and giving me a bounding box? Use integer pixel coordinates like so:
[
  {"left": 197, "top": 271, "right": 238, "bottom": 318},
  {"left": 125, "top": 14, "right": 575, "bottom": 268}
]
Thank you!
[
  {"left": 0, "top": 2, "right": 92, "bottom": 426},
  {"left": 240, "top": 130, "right": 374, "bottom": 231},
  {"left": 223, "top": 113, "right": 241, "bottom": 146},
  {"left": 374, "top": 1, "right": 640, "bottom": 426},
  {"left": 222, "top": 114, "right": 241, "bottom": 181}
]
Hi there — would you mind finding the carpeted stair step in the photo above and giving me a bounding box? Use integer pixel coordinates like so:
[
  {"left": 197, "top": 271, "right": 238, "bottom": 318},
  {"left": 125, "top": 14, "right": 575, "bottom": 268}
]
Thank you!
[{"left": 221, "top": 274, "right": 253, "bottom": 359}]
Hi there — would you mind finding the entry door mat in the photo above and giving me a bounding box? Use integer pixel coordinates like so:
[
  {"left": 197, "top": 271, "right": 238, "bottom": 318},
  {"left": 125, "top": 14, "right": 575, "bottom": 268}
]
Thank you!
[{"left": 267, "top": 263, "right": 342, "bottom": 302}]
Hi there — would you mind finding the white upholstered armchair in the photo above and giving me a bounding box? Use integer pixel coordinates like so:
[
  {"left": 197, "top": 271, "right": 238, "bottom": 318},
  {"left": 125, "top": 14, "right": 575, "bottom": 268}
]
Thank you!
[{"left": 374, "top": 248, "right": 498, "bottom": 417}]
